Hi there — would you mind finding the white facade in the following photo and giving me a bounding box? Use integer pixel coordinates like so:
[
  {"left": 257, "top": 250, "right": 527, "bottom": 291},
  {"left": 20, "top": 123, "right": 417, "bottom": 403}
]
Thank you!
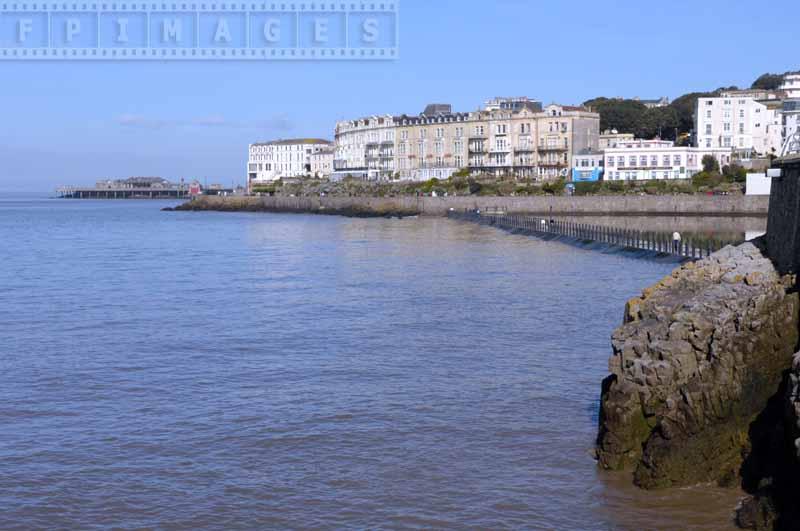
[
  {"left": 310, "top": 149, "right": 334, "bottom": 178},
  {"left": 247, "top": 139, "right": 332, "bottom": 187},
  {"left": 782, "top": 100, "right": 800, "bottom": 154},
  {"left": 604, "top": 139, "right": 732, "bottom": 181},
  {"left": 782, "top": 73, "right": 800, "bottom": 99},
  {"left": 695, "top": 95, "right": 782, "bottom": 156},
  {"left": 745, "top": 173, "right": 771, "bottom": 196}
]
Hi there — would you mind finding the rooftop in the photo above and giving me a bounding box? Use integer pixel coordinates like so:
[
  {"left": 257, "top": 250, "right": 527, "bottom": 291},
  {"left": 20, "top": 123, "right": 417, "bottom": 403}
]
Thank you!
[{"left": 252, "top": 138, "right": 332, "bottom": 146}]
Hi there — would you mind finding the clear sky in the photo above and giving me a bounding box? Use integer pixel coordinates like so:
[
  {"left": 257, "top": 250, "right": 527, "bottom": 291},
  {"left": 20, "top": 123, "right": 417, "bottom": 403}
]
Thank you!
[{"left": 1, "top": 0, "right": 798, "bottom": 192}]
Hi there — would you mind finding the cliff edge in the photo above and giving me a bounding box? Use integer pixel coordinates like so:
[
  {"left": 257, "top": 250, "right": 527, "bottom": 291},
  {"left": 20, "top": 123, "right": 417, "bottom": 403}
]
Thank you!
[{"left": 597, "top": 241, "right": 799, "bottom": 490}]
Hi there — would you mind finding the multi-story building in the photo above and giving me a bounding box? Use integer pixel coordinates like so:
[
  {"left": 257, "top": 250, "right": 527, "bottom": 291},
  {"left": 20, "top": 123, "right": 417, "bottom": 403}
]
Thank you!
[
  {"left": 333, "top": 115, "right": 397, "bottom": 181},
  {"left": 599, "top": 130, "right": 635, "bottom": 150},
  {"left": 782, "top": 72, "right": 800, "bottom": 99},
  {"left": 394, "top": 104, "right": 472, "bottom": 182},
  {"left": 247, "top": 138, "right": 332, "bottom": 189},
  {"left": 782, "top": 99, "right": 800, "bottom": 153},
  {"left": 310, "top": 148, "right": 334, "bottom": 179},
  {"left": 695, "top": 92, "right": 782, "bottom": 156},
  {"left": 604, "top": 139, "right": 732, "bottom": 181},
  {"left": 334, "top": 98, "right": 599, "bottom": 183}
]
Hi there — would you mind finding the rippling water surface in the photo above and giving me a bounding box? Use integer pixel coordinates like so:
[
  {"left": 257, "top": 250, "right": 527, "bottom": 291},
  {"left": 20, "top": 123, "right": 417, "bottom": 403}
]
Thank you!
[{"left": 0, "top": 197, "right": 742, "bottom": 530}]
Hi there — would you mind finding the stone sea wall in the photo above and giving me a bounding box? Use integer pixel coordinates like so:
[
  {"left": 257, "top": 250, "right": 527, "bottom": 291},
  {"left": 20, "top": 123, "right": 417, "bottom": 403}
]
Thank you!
[{"left": 176, "top": 194, "right": 768, "bottom": 217}]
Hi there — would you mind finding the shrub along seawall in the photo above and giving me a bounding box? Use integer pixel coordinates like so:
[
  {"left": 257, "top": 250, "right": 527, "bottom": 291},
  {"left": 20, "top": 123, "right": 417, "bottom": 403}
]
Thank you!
[
  {"left": 173, "top": 194, "right": 768, "bottom": 217},
  {"left": 597, "top": 155, "right": 800, "bottom": 530}
]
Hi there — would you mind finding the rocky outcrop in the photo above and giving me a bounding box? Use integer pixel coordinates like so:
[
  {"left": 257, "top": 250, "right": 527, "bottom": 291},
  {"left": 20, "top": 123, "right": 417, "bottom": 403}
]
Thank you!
[{"left": 597, "top": 241, "right": 799, "bottom": 490}]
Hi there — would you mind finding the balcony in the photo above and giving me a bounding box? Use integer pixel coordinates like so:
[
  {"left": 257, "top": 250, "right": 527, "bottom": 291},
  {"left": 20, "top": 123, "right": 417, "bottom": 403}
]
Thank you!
[
  {"left": 538, "top": 144, "right": 568, "bottom": 152},
  {"left": 538, "top": 161, "right": 567, "bottom": 167}
]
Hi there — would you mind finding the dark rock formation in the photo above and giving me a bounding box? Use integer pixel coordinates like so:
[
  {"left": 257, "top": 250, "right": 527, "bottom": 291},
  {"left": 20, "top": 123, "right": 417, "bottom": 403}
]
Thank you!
[{"left": 597, "top": 242, "right": 799, "bottom": 490}]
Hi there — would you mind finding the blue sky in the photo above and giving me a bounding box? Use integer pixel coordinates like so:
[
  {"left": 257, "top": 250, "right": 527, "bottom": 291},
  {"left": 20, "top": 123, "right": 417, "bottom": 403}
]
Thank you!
[{"left": 1, "top": 0, "right": 798, "bottom": 191}]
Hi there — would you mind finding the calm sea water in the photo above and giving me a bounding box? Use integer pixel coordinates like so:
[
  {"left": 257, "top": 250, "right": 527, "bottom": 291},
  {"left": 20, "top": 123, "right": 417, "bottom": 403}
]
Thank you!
[{"left": 0, "top": 197, "right": 742, "bottom": 530}]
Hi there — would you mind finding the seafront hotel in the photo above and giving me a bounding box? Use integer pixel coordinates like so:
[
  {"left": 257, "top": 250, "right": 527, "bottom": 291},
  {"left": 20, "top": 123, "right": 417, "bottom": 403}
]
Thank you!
[{"left": 332, "top": 97, "right": 601, "bottom": 183}]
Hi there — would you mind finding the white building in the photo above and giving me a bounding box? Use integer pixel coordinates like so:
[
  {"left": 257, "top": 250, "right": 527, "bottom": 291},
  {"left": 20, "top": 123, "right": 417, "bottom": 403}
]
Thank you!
[
  {"left": 782, "top": 72, "right": 800, "bottom": 99},
  {"left": 604, "top": 139, "right": 732, "bottom": 181},
  {"left": 695, "top": 93, "right": 782, "bottom": 156},
  {"left": 782, "top": 99, "right": 800, "bottom": 153},
  {"left": 247, "top": 138, "right": 332, "bottom": 189},
  {"left": 310, "top": 148, "right": 334, "bottom": 179}
]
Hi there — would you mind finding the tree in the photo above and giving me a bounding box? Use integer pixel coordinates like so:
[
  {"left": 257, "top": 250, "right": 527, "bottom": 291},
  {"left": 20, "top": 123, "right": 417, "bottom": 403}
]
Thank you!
[
  {"left": 583, "top": 98, "right": 648, "bottom": 134},
  {"left": 751, "top": 73, "right": 784, "bottom": 91},
  {"left": 702, "top": 155, "right": 720, "bottom": 173}
]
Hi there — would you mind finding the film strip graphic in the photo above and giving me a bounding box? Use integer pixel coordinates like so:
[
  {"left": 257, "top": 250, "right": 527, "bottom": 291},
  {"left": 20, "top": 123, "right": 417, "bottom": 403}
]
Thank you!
[{"left": 0, "top": 2, "right": 398, "bottom": 60}]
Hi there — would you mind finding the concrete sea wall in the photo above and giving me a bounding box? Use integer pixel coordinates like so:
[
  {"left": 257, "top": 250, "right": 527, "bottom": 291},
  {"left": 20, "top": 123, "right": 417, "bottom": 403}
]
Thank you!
[{"left": 178, "top": 194, "right": 769, "bottom": 217}]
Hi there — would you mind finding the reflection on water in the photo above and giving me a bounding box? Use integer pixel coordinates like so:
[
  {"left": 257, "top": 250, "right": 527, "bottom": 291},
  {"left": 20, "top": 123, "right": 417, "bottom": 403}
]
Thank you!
[{"left": 0, "top": 200, "right": 747, "bottom": 530}]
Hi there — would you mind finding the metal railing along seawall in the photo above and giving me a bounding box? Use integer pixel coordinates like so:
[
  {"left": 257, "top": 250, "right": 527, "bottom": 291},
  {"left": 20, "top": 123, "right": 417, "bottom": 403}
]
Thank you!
[{"left": 447, "top": 209, "right": 740, "bottom": 260}]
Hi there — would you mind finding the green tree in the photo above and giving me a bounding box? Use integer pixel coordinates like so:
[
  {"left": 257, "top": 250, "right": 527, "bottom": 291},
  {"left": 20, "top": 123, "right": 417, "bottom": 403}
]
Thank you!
[
  {"left": 702, "top": 155, "right": 720, "bottom": 173},
  {"left": 751, "top": 73, "right": 784, "bottom": 91}
]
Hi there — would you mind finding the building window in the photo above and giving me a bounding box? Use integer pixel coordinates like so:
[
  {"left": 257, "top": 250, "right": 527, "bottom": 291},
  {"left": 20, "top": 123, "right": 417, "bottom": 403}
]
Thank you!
[
  {"left": 706, "top": 124, "right": 712, "bottom": 135},
  {"left": 629, "top": 156, "right": 636, "bottom": 166},
  {"left": 639, "top": 156, "right": 647, "bottom": 166},
  {"left": 650, "top": 155, "right": 658, "bottom": 166},
  {"left": 663, "top": 155, "right": 670, "bottom": 166},
  {"left": 673, "top": 155, "right": 681, "bottom": 165},
  {"left": 617, "top": 156, "right": 625, "bottom": 167},
  {"left": 607, "top": 157, "right": 615, "bottom": 167}
]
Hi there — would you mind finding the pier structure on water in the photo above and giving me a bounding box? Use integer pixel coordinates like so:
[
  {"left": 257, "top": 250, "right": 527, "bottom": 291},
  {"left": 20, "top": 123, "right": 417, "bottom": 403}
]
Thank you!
[{"left": 57, "top": 177, "right": 195, "bottom": 199}]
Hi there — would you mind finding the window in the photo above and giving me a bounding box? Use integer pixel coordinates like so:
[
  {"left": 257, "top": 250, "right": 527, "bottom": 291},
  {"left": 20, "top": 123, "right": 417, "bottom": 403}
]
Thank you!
[
  {"left": 455, "top": 127, "right": 463, "bottom": 138},
  {"left": 607, "top": 157, "right": 615, "bottom": 167},
  {"left": 739, "top": 109, "right": 745, "bottom": 119},
  {"left": 436, "top": 128, "right": 444, "bottom": 138},
  {"left": 673, "top": 155, "right": 681, "bottom": 165},
  {"left": 435, "top": 141, "right": 444, "bottom": 154},
  {"left": 454, "top": 141, "right": 463, "bottom": 152},
  {"left": 724, "top": 123, "right": 731, "bottom": 132},
  {"left": 706, "top": 124, "right": 712, "bottom": 135},
  {"left": 739, "top": 123, "right": 745, "bottom": 134},
  {"left": 706, "top": 110, "right": 712, "bottom": 119},
  {"left": 723, "top": 110, "right": 731, "bottom": 120},
  {"left": 420, "top": 129, "right": 427, "bottom": 139},
  {"left": 723, "top": 137, "right": 731, "bottom": 147},
  {"left": 706, "top": 139, "right": 712, "bottom": 148},
  {"left": 629, "top": 156, "right": 637, "bottom": 166},
  {"left": 639, "top": 156, "right": 647, "bottom": 166},
  {"left": 617, "top": 156, "right": 625, "bottom": 167},
  {"left": 663, "top": 155, "right": 670, "bottom": 166}
]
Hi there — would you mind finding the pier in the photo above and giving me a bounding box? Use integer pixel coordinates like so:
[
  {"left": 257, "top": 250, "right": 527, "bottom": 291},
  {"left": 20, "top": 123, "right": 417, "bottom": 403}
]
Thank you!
[
  {"left": 56, "top": 177, "right": 193, "bottom": 200},
  {"left": 447, "top": 209, "right": 741, "bottom": 260}
]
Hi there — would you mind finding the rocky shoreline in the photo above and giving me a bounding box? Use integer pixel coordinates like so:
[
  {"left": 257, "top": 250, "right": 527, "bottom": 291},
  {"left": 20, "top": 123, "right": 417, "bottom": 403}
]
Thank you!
[{"left": 597, "top": 156, "right": 800, "bottom": 530}]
